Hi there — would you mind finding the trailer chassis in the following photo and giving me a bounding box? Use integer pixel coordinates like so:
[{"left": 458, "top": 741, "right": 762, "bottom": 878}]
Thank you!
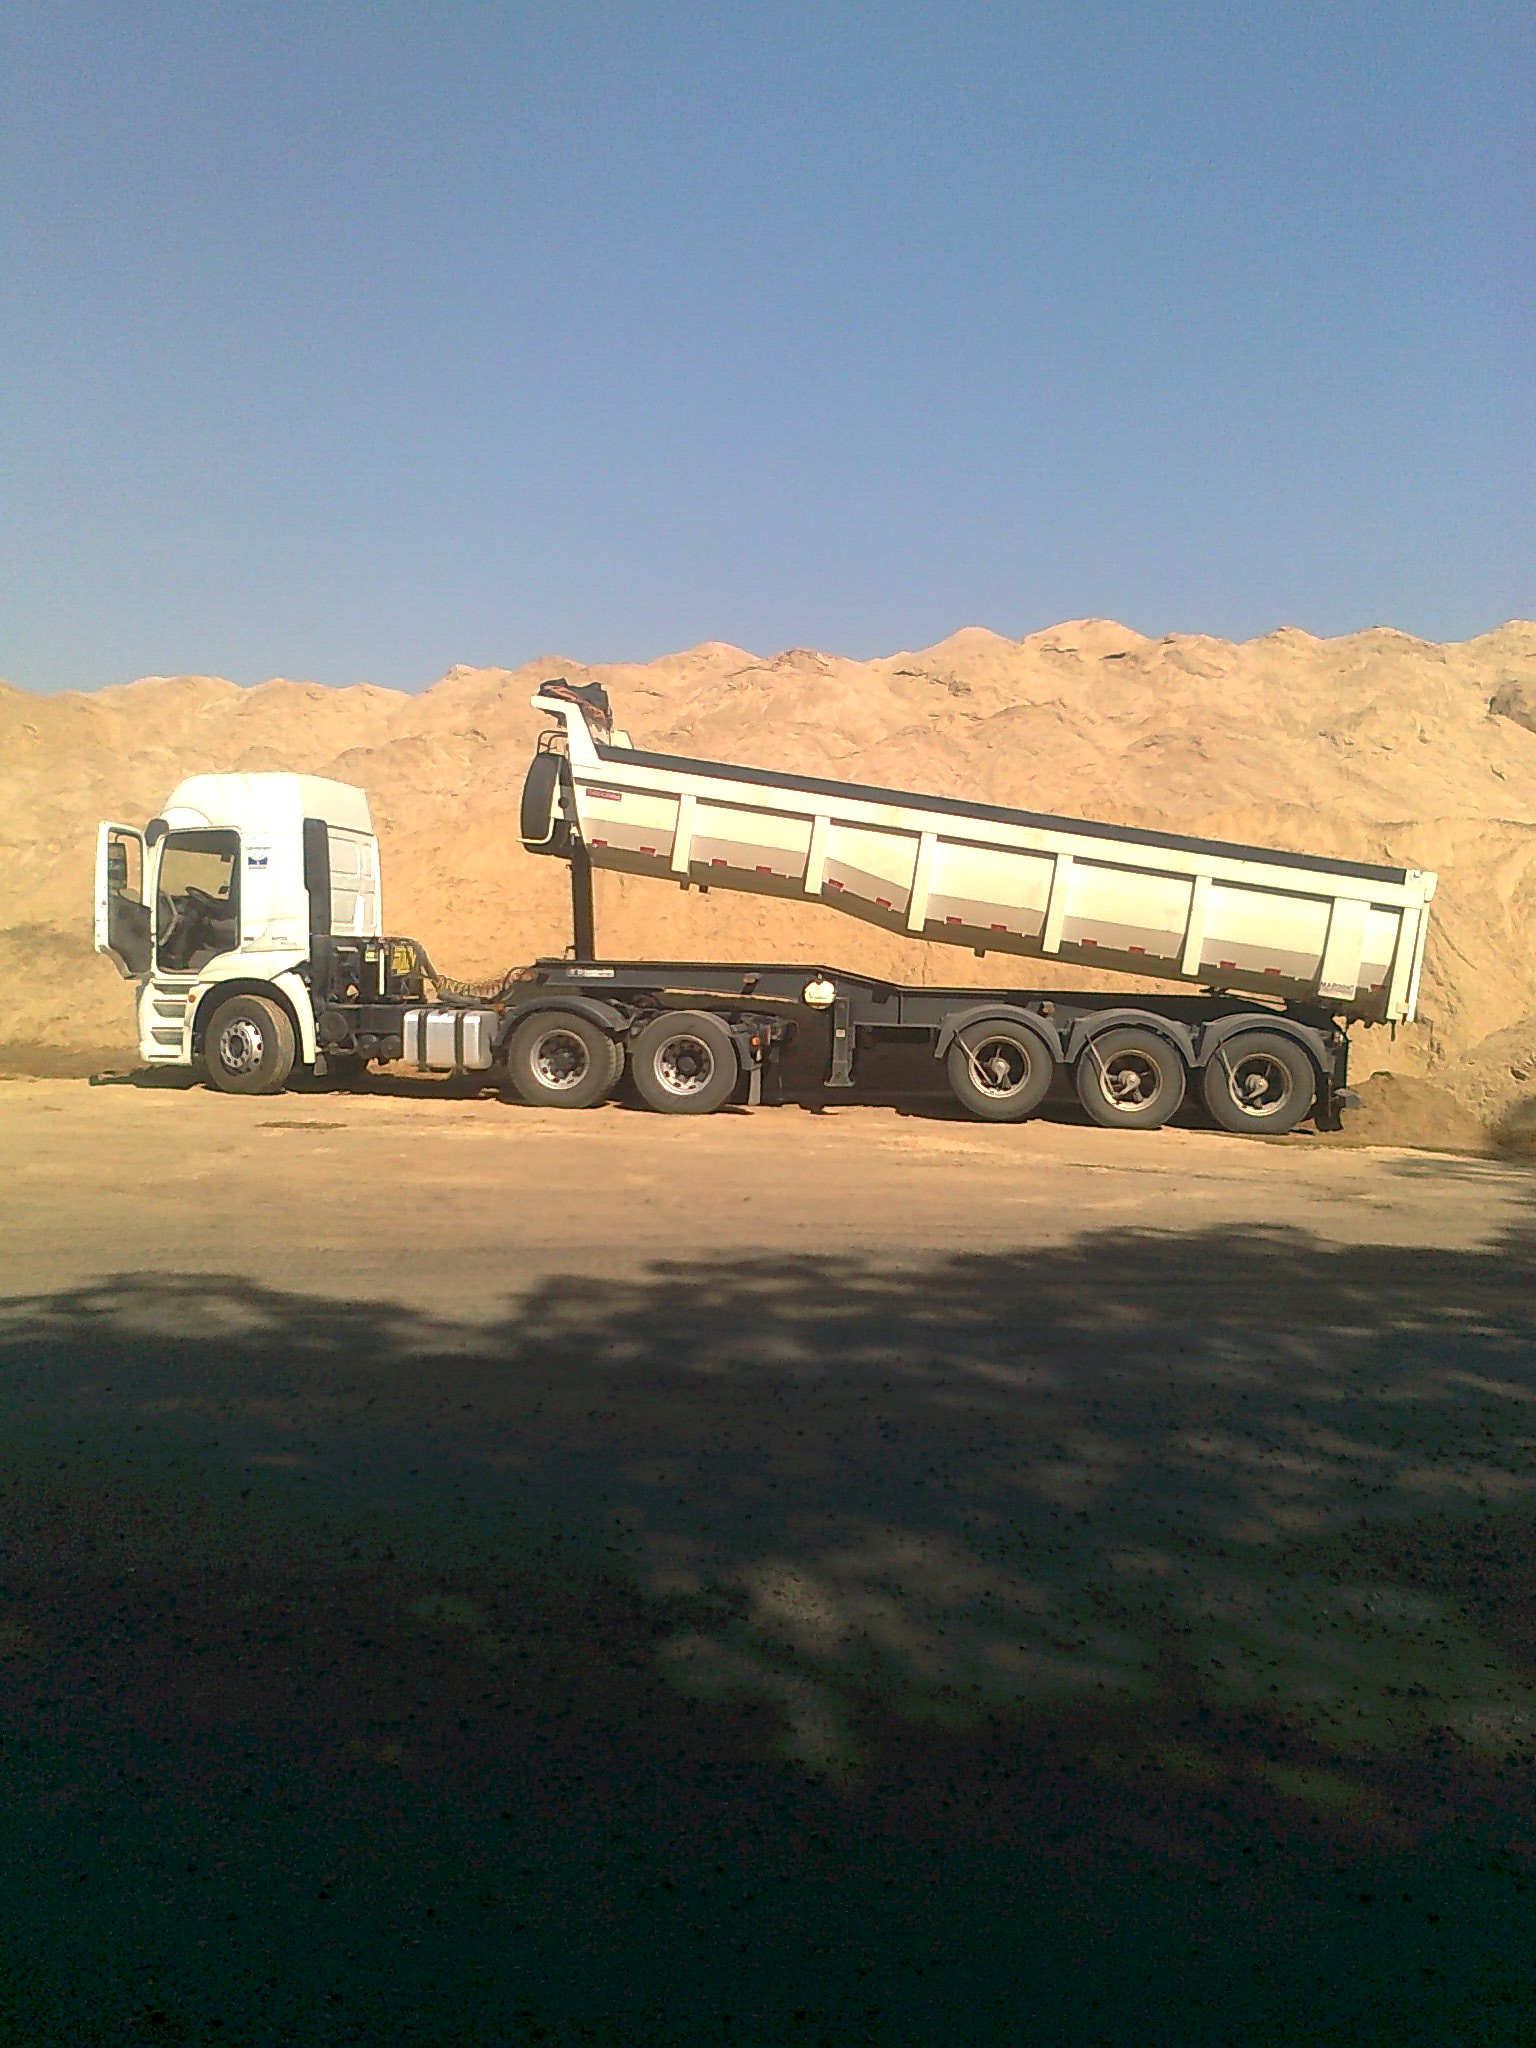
[{"left": 296, "top": 927, "right": 1351, "bottom": 1133}]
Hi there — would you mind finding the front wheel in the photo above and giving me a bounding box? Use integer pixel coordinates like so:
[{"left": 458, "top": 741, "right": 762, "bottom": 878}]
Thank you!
[
  {"left": 630, "top": 1011, "right": 740, "bottom": 1115},
  {"left": 505, "top": 1011, "right": 621, "bottom": 1109},
  {"left": 1200, "top": 1031, "right": 1316, "bottom": 1135},
  {"left": 1074, "top": 1026, "right": 1186, "bottom": 1130},
  {"left": 202, "top": 993, "right": 297, "bottom": 1096}
]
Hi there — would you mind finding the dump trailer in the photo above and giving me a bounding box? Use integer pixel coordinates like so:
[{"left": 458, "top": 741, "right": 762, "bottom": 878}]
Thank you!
[{"left": 93, "top": 682, "right": 1436, "bottom": 1135}]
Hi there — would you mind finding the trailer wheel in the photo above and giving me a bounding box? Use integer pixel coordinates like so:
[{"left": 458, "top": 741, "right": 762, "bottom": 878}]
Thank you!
[
  {"left": 1075, "top": 1026, "right": 1186, "bottom": 1130},
  {"left": 944, "top": 1023, "right": 1054, "bottom": 1123},
  {"left": 630, "top": 1011, "right": 739, "bottom": 1115},
  {"left": 602, "top": 1033, "right": 627, "bottom": 1092},
  {"left": 1200, "top": 1031, "right": 1315, "bottom": 1135},
  {"left": 203, "top": 993, "right": 296, "bottom": 1096},
  {"left": 506, "top": 1010, "right": 618, "bottom": 1110}
]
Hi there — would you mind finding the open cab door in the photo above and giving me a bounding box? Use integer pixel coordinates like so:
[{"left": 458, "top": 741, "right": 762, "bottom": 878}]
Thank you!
[{"left": 94, "top": 822, "right": 151, "bottom": 978}]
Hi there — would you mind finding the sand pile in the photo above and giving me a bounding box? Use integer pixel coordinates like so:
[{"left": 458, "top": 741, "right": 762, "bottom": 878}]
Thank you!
[{"left": 3, "top": 620, "right": 1535, "bottom": 1146}]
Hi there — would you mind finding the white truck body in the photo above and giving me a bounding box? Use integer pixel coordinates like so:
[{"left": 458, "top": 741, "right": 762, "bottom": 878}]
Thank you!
[
  {"left": 95, "top": 773, "right": 381, "bottom": 1066},
  {"left": 528, "top": 693, "right": 1437, "bottom": 1025}
]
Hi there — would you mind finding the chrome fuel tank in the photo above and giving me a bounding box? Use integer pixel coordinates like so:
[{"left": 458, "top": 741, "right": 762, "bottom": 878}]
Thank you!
[{"left": 403, "top": 1006, "right": 498, "bottom": 1071}]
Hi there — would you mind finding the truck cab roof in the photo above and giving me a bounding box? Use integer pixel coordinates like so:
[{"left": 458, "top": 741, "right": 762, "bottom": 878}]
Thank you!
[{"left": 159, "top": 772, "right": 374, "bottom": 836}]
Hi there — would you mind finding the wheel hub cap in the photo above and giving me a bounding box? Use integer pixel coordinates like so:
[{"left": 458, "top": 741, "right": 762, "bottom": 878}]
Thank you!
[
  {"left": 1230, "top": 1054, "right": 1290, "bottom": 1112},
  {"left": 968, "top": 1037, "right": 1029, "bottom": 1097},
  {"left": 533, "top": 1031, "right": 590, "bottom": 1089},
  {"left": 656, "top": 1036, "right": 713, "bottom": 1095},
  {"left": 1104, "top": 1054, "right": 1158, "bottom": 1105},
  {"left": 217, "top": 1019, "right": 263, "bottom": 1073}
]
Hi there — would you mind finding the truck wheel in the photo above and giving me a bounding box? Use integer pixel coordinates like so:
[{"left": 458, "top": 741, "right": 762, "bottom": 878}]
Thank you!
[
  {"left": 1200, "top": 1031, "right": 1315, "bottom": 1135},
  {"left": 1075, "top": 1026, "right": 1186, "bottom": 1130},
  {"left": 630, "top": 1010, "right": 739, "bottom": 1115},
  {"left": 944, "top": 1023, "right": 1054, "bottom": 1122},
  {"left": 203, "top": 993, "right": 296, "bottom": 1096},
  {"left": 505, "top": 1011, "right": 619, "bottom": 1109}
]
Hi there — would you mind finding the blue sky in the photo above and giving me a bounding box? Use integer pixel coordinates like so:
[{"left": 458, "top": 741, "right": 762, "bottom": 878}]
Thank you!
[{"left": 2, "top": 3, "right": 1531, "bottom": 692}]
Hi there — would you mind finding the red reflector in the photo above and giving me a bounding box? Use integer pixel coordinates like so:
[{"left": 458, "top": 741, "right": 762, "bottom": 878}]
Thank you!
[
  {"left": 1219, "top": 960, "right": 1236, "bottom": 969},
  {"left": 877, "top": 897, "right": 892, "bottom": 909},
  {"left": 946, "top": 916, "right": 962, "bottom": 925},
  {"left": 711, "top": 857, "right": 727, "bottom": 867},
  {"left": 1128, "top": 945, "right": 1145, "bottom": 954},
  {"left": 640, "top": 845, "right": 656, "bottom": 855},
  {"left": 1081, "top": 937, "right": 1097, "bottom": 947},
  {"left": 591, "top": 837, "right": 608, "bottom": 848},
  {"left": 990, "top": 923, "right": 1006, "bottom": 932},
  {"left": 1264, "top": 967, "right": 1281, "bottom": 976},
  {"left": 756, "top": 864, "right": 772, "bottom": 874},
  {"left": 828, "top": 879, "right": 844, "bottom": 890}
]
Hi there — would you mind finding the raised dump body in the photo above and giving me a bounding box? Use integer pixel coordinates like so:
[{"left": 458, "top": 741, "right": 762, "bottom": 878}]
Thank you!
[{"left": 523, "top": 692, "right": 1437, "bottom": 1025}]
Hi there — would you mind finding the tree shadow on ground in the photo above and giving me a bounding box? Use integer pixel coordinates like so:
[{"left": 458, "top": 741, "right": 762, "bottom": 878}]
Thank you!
[{"left": 1, "top": 1199, "right": 1535, "bottom": 2044}]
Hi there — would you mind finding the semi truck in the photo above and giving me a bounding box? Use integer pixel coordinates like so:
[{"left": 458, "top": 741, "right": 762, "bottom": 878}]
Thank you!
[{"left": 93, "top": 680, "right": 1437, "bottom": 1135}]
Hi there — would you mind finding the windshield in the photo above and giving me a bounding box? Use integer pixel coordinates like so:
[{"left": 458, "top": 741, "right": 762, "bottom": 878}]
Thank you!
[{"left": 156, "top": 830, "right": 240, "bottom": 972}]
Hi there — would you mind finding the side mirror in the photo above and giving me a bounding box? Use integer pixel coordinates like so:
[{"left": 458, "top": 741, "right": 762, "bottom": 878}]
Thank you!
[{"left": 107, "top": 842, "right": 128, "bottom": 892}]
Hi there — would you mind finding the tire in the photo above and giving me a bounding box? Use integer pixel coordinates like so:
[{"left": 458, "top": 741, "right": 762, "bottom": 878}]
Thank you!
[
  {"left": 944, "top": 1021, "right": 1055, "bottom": 1123},
  {"left": 1074, "top": 1025, "right": 1186, "bottom": 1130},
  {"left": 630, "top": 1010, "right": 740, "bottom": 1115},
  {"left": 602, "top": 1033, "right": 626, "bottom": 1093},
  {"left": 505, "top": 1010, "right": 619, "bottom": 1109},
  {"left": 203, "top": 993, "right": 297, "bottom": 1096},
  {"left": 519, "top": 752, "right": 565, "bottom": 849},
  {"left": 1200, "top": 1030, "right": 1316, "bottom": 1135}
]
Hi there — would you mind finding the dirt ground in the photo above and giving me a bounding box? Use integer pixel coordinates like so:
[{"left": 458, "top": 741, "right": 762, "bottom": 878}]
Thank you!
[{"left": 2, "top": 1077, "right": 1535, "bottom": 2044}]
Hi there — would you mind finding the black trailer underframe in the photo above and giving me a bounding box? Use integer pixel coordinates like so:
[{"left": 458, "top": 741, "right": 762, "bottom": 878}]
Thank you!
[
  {"left": 306, "top": 939, "right": 1353, "bottom": 1129},
  {"left": 519, "top": 958, "right": 1346, "bottom": 1110}
]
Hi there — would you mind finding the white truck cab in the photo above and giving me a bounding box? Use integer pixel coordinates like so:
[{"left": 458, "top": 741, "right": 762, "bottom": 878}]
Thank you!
[{"left": 95, "top": 773, "right": 382, "bottom": 1088}]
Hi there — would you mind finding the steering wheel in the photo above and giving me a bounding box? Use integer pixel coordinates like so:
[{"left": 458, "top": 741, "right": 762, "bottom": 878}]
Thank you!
[{"left": 181, "top": 885, "right": 226, "bottom": 910}]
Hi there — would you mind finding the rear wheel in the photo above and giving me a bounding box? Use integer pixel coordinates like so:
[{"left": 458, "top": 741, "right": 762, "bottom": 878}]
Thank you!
[
  {"left": 630, "top": 1011, "right": 740, "bottom": 1115},
  {"left": 944, "top": 1022, "right": 1055, "bottom": 1123},
  {"left": 1200, "top": 1031, "right": 1315, "bottom": 1135},
  {"left": 505, "top": 1011, "right": 619, "bottom": 1109},
  {"left": 1075, "top": 1026, "right": 1186, "bottom": 1130},
  {"left": 203, "top": 993, "right": 296, "bottom": 1096}
]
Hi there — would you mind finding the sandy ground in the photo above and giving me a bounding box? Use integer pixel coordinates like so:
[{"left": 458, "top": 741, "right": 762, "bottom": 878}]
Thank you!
[
  {"left": 2, "top": 1080, "right": 1535, "bottom": 2043},
  {"left": 5, "top": 1075, "right": 1527, "bottom": 1308}
]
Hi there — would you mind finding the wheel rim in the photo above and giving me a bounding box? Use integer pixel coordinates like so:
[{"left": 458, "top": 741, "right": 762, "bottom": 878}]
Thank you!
[
  {"left": 1222, "top": 1050, "right": 1293, "bottom": 1118},
  {"left": 963, "top": 1034, "right": 1033, "bottom": 1099},
  {"left": 1099, "top": 1049, "right": 1162, "bottom": 1108},
  {"left": 531, "top": 1029, "right": 592, "bottom": 1091},
  {"left": 653, "top": 1033, "right": 716, "bottom": 1097},
  {"left": 217, "top": 1018, "right": 264, "bottom": 1074}
]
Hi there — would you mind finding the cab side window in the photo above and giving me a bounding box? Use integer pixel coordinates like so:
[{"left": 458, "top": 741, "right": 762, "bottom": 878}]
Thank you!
[{"left": 156, "top": 831, "right": 240, "bottom": 973}]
